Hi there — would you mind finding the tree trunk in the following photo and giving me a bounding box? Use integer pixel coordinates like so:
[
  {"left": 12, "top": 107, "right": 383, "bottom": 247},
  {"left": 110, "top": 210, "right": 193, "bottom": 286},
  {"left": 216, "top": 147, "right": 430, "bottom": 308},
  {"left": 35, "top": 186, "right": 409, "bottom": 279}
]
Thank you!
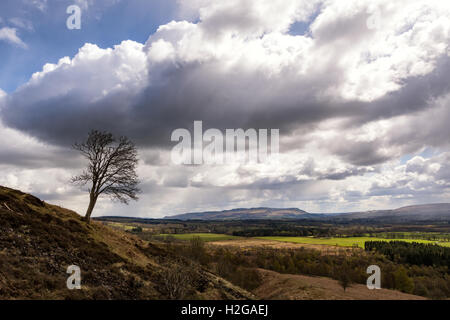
[{"left": 84, "top": 193, "right": 97, "bottom": 223}]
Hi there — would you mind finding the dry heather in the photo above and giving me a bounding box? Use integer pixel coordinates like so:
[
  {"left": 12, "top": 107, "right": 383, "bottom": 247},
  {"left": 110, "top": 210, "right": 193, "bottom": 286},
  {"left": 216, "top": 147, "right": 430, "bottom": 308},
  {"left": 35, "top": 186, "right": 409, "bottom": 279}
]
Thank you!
[
  {"left": 0, "top": 186, "right": 252, "bottom": 300},
  {"left": 209, "top": 239, "right": 357, "bottom": 255}
]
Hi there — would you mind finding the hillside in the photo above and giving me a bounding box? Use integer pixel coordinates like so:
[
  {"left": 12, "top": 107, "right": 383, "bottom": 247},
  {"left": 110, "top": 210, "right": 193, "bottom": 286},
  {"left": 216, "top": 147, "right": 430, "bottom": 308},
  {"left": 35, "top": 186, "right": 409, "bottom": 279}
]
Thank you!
[
  {"left": 0, "top": 186, "right": 253, "bottom": 300},
  {"left": 0, "top": 186, "right": 443, "bottom": 300},
  {"left": 166, "top": 207, "right": 316, "bottom": 220},
  {"left": 254, "top": 269, "right": 425, "bottom": 300},
  {"left": 335, "top": 203, "right": 450, "bottom": 221}
]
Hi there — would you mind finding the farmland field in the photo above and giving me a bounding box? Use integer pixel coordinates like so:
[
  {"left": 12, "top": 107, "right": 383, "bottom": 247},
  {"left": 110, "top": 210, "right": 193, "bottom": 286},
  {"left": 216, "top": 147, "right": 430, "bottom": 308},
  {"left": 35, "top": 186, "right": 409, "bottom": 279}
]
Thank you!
[
  {"left": 257, "top": 236, "right": 450, "bottom": 248},
  {"left": 159, "top": 233, "right": 242, "bottom": 242},
  {"left": 107, "top": 222, "right": 136, "bottom": 231}
]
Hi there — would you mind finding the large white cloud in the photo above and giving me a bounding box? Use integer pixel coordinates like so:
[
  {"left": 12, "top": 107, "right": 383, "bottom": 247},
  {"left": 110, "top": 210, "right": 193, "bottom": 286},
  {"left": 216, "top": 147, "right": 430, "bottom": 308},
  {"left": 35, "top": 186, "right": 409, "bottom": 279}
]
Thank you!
[
  {"left": 0, "top": 27, "right": 27, "bottom": 48},
  {"left": 1, "top": 0, "right": 450, "bottom": 216},
  {"left": 4, "top": 0, "right": 450, "bottom": 146}
]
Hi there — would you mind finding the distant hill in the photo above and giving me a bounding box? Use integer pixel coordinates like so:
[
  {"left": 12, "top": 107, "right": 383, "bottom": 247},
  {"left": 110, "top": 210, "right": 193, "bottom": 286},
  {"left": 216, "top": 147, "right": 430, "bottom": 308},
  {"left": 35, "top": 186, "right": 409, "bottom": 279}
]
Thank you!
[
  {"left": 165, "top": 207, "right": 319, "bottom": 221},
  {"left": 163, "top": 203, "right": 450, "bottom": 221},
  {"left": 0, "top": 186, "right": 252, "bottom": 299},
  {"left": 333, "top": 203, "right": 450, "bottom": 222}
]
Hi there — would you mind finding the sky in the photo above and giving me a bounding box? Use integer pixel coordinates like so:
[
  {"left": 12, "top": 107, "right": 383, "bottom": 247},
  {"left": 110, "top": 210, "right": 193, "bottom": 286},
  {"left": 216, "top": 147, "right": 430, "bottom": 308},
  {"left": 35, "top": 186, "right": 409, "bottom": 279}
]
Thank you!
[{"left": 1, "top": 0, "right": 450, "bottom": 218}]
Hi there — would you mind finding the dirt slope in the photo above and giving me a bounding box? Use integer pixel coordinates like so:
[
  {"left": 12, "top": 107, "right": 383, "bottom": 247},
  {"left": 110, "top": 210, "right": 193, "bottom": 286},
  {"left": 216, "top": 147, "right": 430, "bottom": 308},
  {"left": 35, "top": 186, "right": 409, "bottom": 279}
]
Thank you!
[
  {"left": 0, "top": 186, "right": 253, "bottom": 300},
  {"left": 254, "top": 269, "right": 425, "bottom": 300}
]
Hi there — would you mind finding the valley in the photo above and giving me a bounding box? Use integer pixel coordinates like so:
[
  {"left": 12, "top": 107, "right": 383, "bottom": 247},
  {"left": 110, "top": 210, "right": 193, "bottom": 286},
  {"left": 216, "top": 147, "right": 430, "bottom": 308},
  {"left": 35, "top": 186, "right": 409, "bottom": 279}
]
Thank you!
[
  {"left": 99, "top": 215, "right": 450, "bottom": 300},
  {"left": 1, "top": 186, "right": 449, "bottom": 300}
]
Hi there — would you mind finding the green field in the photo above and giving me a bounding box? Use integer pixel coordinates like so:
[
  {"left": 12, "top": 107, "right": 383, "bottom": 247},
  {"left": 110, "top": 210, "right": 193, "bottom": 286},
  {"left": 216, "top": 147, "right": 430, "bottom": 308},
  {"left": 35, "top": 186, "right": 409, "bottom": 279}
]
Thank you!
[
  {"left": 158, "top": 233, "right": 241, "bottom": 242},
  {"left": 107, "top": 222, "right": 136, "bottom": 231},
  {"left": 257, "top": 236, "right": 450, "bottom": 248}
]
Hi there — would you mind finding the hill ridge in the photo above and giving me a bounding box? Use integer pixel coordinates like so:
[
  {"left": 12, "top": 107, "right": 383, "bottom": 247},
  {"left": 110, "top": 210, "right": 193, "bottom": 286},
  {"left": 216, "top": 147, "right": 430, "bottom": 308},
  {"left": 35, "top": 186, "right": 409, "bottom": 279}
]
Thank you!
[
  {"left": 164, "top": 207, "right": 313, "bottom": 221},
  {"left": 161, "top": 203, "right": 450, "bottom": 221}
]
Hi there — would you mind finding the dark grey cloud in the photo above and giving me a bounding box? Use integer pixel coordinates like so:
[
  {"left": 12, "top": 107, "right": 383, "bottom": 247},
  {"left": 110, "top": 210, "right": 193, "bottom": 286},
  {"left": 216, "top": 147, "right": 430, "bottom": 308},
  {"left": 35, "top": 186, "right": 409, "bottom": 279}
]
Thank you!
[
  {"left": 5, "top": 52, "right": 450, "bottom": 156},
  {"left": 0, "top": 147, "right": 81, "bottom": 168}
]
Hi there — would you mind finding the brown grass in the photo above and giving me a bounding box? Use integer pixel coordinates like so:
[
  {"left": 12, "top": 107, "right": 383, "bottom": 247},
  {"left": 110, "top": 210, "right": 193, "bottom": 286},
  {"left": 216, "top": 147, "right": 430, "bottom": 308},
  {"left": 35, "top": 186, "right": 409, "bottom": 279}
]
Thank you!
[
  {"left": 253, "top": 269, "right": 426, "bottom": 300},
  {"left": 209, "top": 239, "right": 358, "bottom": 255}
]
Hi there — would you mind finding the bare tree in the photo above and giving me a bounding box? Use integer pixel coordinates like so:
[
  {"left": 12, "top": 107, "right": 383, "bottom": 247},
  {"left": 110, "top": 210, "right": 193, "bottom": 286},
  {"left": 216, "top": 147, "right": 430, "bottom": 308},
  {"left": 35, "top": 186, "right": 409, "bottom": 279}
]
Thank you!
[
  {"left": 335, "top": 262, "right": 353, "bottom": 292},
  {"left": 71, "top": 130, "right": 140, "bottom": 223}
]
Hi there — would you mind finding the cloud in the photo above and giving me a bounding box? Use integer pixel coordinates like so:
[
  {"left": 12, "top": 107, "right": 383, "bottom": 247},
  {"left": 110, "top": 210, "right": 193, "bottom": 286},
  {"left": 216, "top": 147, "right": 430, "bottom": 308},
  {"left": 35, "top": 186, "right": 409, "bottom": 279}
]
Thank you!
[
  {"left": 0, "top": 89, "right": 6, "bottom": 111},
  {"left": 8, "top": 17, "right": 33, "bottom": 31},
  {"left": 1, "top": 0, "right": 450, "bottom": 216},
  {"left": 25, "top": 0, "right": 48, "bottom": 12},
  {"left": 0, "top": 114, "right": 82, "bottom": 169},
  {"left": 3, "top": 0, "right": 450, "bottom": 151},
  {"left": 0, "top": 27, "right": 27, "bottom": 48},
  {"left": 74, "top": 0, "right": 122, "bottom": 11}
]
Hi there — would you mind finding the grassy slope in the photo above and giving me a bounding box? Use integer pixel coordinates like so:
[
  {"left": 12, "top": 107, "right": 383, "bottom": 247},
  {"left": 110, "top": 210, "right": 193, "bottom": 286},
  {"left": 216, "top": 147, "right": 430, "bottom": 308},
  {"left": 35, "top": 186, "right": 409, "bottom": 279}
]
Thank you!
[
  {"left": 254, "top": 269, "right": 425, "bottom": 300},
  {"left": 0, "top": 186, "right": 252, "bottom": 300},
  {"left": 257, "top": 236, "right": 450, "bottom": 248}
]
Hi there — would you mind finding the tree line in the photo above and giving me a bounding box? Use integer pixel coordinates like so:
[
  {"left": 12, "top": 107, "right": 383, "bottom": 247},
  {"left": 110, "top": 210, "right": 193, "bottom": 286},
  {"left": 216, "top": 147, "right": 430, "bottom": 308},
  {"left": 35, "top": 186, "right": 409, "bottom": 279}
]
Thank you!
[
  {"left": 365, "top": 241, "right": 450, "bottom": 268},
  {"left": 161, "top": 237, "right": 450, "bottom": 299}
]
